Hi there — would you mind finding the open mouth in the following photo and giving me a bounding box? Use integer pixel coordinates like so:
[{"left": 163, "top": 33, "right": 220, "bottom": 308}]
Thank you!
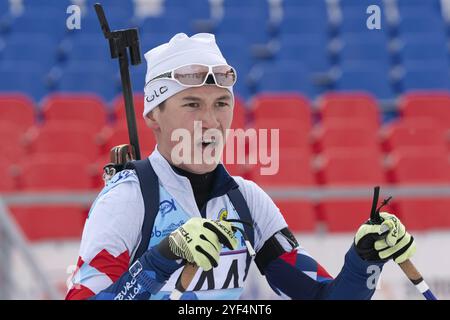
[{"left": 200, "top": 137, "right": 216, "bottom": 147}]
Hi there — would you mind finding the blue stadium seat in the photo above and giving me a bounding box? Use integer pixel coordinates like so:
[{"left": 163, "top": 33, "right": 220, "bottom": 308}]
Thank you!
[
  {"left": 63, "top": 33, "right": 110, "bottom": 61},
  {"left": 0, "top": 61, "right": 48, "bottom": 99},
  {"left": 340, "top": 5, "right": 387, "bottom": 34},
  {"left": 223, "top": 0, "right": 265, "bottom": 7},
  {"left": 11, "top": 9, "right": 67, "bottom": 38},
  {"left": 396, "top": 0, "right": 442, "bottom": 14},
  {"left": 398, "top": 10, "right": 446, "bottom": 35},
  {"left": 130, "top": 63, "right": 146, "bottom": 93},
  {"left": 277, "top": 34, "right": 330, "bottom": 73},
  {"left": 253, "top": 61, "right": 316, "bottom": 97},
  {"left": 339, "top": 0, "right": 384, "bottom": 8},
  {"left": 402, "top": 62, "right": 450, "bottom": 91},
  {"left": 57, "top": 61, "right": 119, "bottom": 100},
  {"left": 2, "top": 33, "right": 57, "bottom": 68},
  {"left": 139, "top": 32, "right": 179, "bottom": 53},
  {"left": 139, "top": 12, "right": 193, "bottom": 38},
  {"left": 283, "top": 0, "right": 327, "bottom": 10},
  {"left": 280, "top": 6, "right": 328, "bottom": 36},
  {"left": 72, "top": 9, "right": 132, "bottom": 35},
  {"left": 217, "top": 7, "right": 270, "bottom": 44},
  {"left": 165, "top": 0, "right": 211, "bottom": 20},
  {"left": 336, "top": 62, "right": 394, "bottom": 100},
  {"left": 400, "top": 34, "right": 448, "bottom": 63},
  {"left": 339, "top": 32, "right": 390, "bottom": 64},
  {"left": 0, "top": 1, "right": 9, "bottom": 14},
  {"left": 216, "top": 34, "right": 252, "bottom": 67},
  {"left": 84, "top": 0, "right": 134, "bottom": 17}
]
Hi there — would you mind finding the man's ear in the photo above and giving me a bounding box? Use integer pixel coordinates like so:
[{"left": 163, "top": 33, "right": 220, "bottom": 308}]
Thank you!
[{"left": 144, "top": 109, "right": 160, "bottom": 130}]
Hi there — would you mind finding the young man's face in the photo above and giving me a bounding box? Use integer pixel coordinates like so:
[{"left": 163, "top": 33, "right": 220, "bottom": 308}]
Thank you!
[{"left": 146, "top": 85, "right": 234, "bottom": 174}]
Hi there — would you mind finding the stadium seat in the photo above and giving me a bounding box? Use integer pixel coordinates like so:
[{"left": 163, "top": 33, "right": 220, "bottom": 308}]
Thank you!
[
  {"left": 0, "top": 61, "right": 48, "bottom": 100},
  {"left": 275, "top": 200, "right": 317, "bottom": 232},
  {"left": 279, "top": 4, "right": 328, "bottom": 37},
  {"left": 2, "top": 33, "right": 57, "bottom": 68},
  {"left": 401, "top": 62, "right": 450, "bottom": 91},
  {"left": 23, "top": 123, "right": 101, "bottom": 161},
  {"left": 252, "top": 119, "right": 310, "bottom": 150},
  {"left": 57, "top": 61, "right": 119, "bottom": 101},
  {"left": 41, "top": 93, "right": 107, "bottom": 127},
  {"left": 317, "top": 149, "right": 386, "bottom": 186},
  {"left": 165, "top": 0, "right": 211, "bottom": 20},
  {"left": 387, "top": 148, "right": 450, "bottom": 184},
  {"left": 312, "top": 121, "right": 380, "bottom": 153},
  {"left": 339, "top": 32, "right": 390, "bottom": 64},
  {"left": 399, "top": 92, "right": 450, "bottom": 128},
  {"left": 0, "top": 94, "right": 35, "bottom": 130},
  {"left": 231, "top": 96, "right": 247, "bottom": 130},
  {"left": 139, "top": 12, "right": 194, "bottom": 38},
  {"left": 62, "top": 34, "right": 111, "bottom": 62},
  {"left": 9, "top": 205, "right": 88, "bottom": 241},
  {"left": 217, "top": 7, "right": 270, "bottom": 44},
  {"left": 98, "top": 124, "right": 156, "bottom": 159},
  {"left": 381, "top": 119, "right": 448, "bottom": 152},
  {"left": 249, "top": 148, "right": 315, "bottom": 187},
  {"left": 317, "top": 92, "right": 381, "bottom": 129},
  {"left": 0, "top": 121, "right": 27, "bottom": 161},
  {"left": 398, "top": 10, "right": 446, "bottom": 35},
  {"left": 0, "top": 159, "right": 18, "bottom": 191},
  {"left": 400, "top": 34, "right": 448, "bottom": 64},
  {"left": 318, "top": 198, "right": 377, "bottom": 232},
  {"left": 251, "top": 93, "right": 312, "bottom": 129},
  {"left": 11, "top": 8, "right": 67, "bottom": 38},
  {"left": 393, "top": 198, "right": 450, "bottom": 231},
  {"left": 339, "top": 3, "right": 387, "bottom": 34},
  {"left": 277, "top": 34, "right": 330, "bottom": 73},
  {"left": 112, "top": 93, "right": 145, "bottom": 122},
  {"left": 336, "top": 62, "right": 395, "bottom": 100},
  {"left": 17, "top": 154, "right": 94, "bottom": 190},
  {"left": 252, "top": 61, "right": 317, "bottom": 98}
]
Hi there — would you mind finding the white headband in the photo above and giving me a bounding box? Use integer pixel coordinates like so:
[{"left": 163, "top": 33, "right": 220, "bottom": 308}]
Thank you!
[{"left": 143, "top": 33, "right": 234, "bottom": 117}]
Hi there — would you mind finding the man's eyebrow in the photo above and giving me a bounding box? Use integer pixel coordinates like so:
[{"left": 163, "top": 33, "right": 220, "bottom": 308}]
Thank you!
[
  {"left": 182, "top": 96, "right": 203, "bottom": 101},
  {"left": 216, "top": 95, "right": 232, "bottom": 100}
]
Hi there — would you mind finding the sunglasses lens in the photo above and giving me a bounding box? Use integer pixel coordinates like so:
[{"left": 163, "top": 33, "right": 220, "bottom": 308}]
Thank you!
[
  {"left": 173, "top": 64, "right": 209, "bottom": 85},
  {"left": 212, "top": 65, "right": 236, "bottom": 87}
]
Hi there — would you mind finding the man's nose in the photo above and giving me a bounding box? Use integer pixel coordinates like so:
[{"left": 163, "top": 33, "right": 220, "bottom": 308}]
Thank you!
[{"left": 200, "top": 107, "right": 220, "bottom": 129}]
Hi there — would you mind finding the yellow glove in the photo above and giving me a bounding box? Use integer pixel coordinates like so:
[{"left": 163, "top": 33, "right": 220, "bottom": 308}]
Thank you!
[
  {"left": 158, "top": 217, "right": 238, "bottom": 271},
  {"left": 354, "top": 212, "right": 416, "bottom": 264}
]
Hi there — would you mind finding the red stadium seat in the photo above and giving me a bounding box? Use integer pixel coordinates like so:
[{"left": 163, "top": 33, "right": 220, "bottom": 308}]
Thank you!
[
  {"left": 381, "top": 119, "right": 448, "bottom": 152},
  {"left": 275, "top": 200, "right": 317, "bottom": 232},
  {"left": 99, "top": 124, "right": 156, "bottom": 159},
  {"left": 231, "top": 96, "right": 247, "bottom": 130},
  {"left": 400, "top": 91, "right": 450, "bottom": 129},
  {"left": 24, "top": 123, "right": 101, "bottom": 161},
  {"left": 0, "top": 121, "right": 27, "bottom": 161},
  {"left": 0, "top": 160, "right": 18, "bottom": 191},
  {"left": 387, "top": 148, "right": 450, "bottom": 184},
  {"left": 112, "top": 93, "right": 145, "bottom": 122},
  {"left": 0, "top": 94, "right": 35, "bottom": 130},
  {"left": 18, "top": 154, "right": 94, "bottom": 190},
  {"left": 9, "top": 206, "right": 88, "bottom": 241},
  {"left": 318, "top": 199, "right": 376, "bottom": 232},
  {"left": 393, "top": 198, "right": 450, "bottom": 231},
  {"left": 250, "top": 93, "right": 312, "bottom": 130},
  {"left": 317, "top": 92, "right": 380, "bottom": 130},
  {"left": 41, "top": 93, "right": 107, "bottom": 127},
  {"left": 317, "top": 149, "right": 386, "bottom": 185},
  {"left": 249, "top": 148, "right": 315, "bottom": 186},
  {"left": 312, "top": 121, "right": 380, "bottom": 153},
  {"left": 252, "top": 119, "right": 311, "bottom": 150}
]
